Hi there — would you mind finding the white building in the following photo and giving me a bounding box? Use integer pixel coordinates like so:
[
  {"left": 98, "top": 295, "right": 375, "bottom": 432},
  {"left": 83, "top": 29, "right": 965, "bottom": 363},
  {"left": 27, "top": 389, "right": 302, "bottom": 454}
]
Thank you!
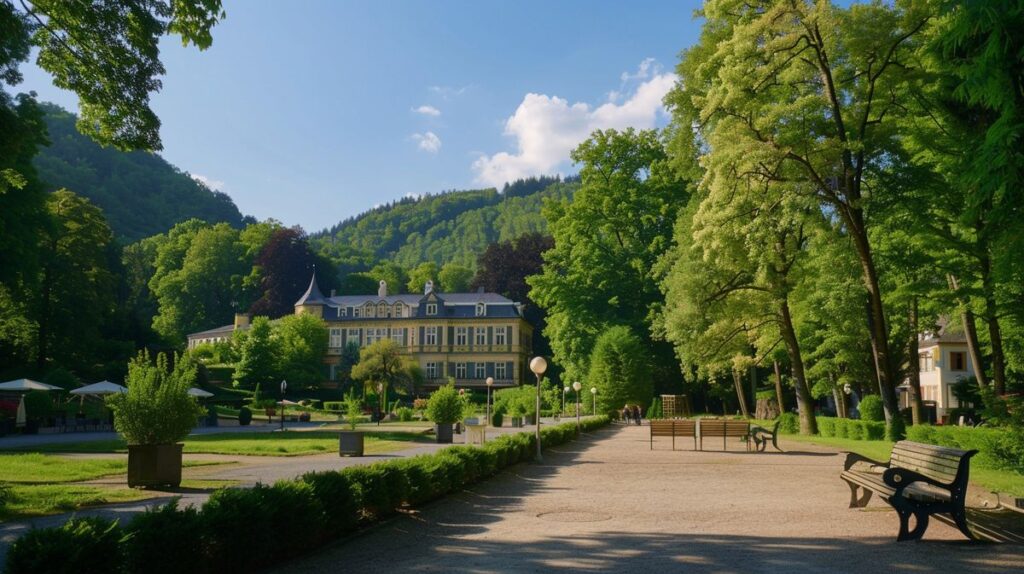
[{"left": 904, "top": 324, "right": 975, "bottom": 421}]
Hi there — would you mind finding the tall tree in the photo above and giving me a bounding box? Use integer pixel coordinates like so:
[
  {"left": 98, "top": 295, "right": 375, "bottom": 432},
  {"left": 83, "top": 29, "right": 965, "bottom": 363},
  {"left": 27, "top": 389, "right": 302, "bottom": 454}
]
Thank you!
[
  {"left": 588, "top": 326, "right": 653, "bottom": 415},
  {"left": 438, "top": 262, "right": 472, "bottom": 293},
  {"left": 274, "top": 313, "right": 328, "bottom": 389},
  {"left": 406, "top": 262, "right": 439, "bottom": 294},
  {"left": 232, "top": 316, "right": 275, "bottom": 388},
  {"left": 350, "top": 339, "right": 423, "bottom": 399},
  {"left": 249, "top": 228, "right": 324, "bottom": 318}
]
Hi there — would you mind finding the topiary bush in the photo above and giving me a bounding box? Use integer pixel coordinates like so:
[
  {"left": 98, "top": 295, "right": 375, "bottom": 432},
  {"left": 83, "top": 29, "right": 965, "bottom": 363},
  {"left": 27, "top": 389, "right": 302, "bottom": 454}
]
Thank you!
[
  {"left": 426, "top": 383, "right": 463, "bottom": 425},
  {"left": 300, "top": 471, "right": 360, "bottom": 533},
  {"left": 5, "top": 516, "right": 122, "bottom": 574},
  {"left": 817, "top": 416, "right": 836, "bottom": 437},
  {"left": 237, "top": 406, "right": 252, "bottom": 426},
  {"left": 857, "top": 395, "right": 884, "bottom": 421},
  {"left": 122, "top": 501, "right": 205, "bottom": 574}
]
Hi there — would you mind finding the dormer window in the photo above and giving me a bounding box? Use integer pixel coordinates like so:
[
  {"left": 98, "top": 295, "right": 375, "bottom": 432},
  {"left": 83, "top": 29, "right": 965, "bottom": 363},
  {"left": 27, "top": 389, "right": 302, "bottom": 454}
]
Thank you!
[
  {"left": 394, "top": 304, "right": 404, "bottom": 318},
  {"left": 340, "top": 307, "right": 347, "bottom": 317},
  {"left": 377, "top": 302, "right": 386, "bottom": 317},
  {"left": 475, "top": 303, "right": 486, "bottom": 317},
  {"left": 426, "top": 303, "right": 437, "bottom": 315}
]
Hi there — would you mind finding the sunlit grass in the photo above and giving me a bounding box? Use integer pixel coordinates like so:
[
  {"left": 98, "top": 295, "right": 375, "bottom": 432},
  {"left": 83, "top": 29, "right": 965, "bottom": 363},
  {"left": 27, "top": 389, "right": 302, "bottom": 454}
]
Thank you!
[{"left": 0, "top": 484, "right": 155, "bottom": 521}]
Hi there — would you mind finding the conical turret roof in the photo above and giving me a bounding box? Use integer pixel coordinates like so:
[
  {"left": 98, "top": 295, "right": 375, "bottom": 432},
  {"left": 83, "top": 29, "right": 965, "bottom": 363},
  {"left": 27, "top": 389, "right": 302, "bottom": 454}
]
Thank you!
[{"left": 294, "top": 272, "right": 328, "bottom": 306}]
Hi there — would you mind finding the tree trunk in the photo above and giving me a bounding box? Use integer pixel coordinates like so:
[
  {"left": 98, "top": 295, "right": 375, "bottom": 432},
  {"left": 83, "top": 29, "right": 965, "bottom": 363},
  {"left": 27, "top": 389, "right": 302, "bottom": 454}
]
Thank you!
[
  {"left": 979, "top": 254, "right": 1007, "bottom": 394},
  {"left": 948, "top": 274, "right": 988, "bottom": 387},
  {"left": 906, "top": 299, "right": 924, "bottom": 425},
  {"left": 779, "top": 299, "right": 818, "bottom": 435},
  {"left": 773, "top": 360, "right": 785, "bottom": 416},
  {"left": 732, "top": 370, "right": 750, "bottom": 418},
  {"left": 833, "top": 386, "right": 845, "bottom": 419}
]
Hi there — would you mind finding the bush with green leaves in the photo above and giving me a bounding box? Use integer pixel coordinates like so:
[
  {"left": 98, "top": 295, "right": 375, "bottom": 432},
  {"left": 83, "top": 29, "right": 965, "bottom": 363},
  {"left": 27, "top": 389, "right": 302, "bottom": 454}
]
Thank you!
[
  {"left": 122, "top": 501, "right": 204, "bottom": 574},
  {"left": 906, "top": 424, "right": 1024, "bottom": 473},
  {"left": 425, "top": 383, "right": 462, "bottom": 425},
  {"left": 237, "top": 406, "right": 252, "bottom": 426},
  {"left": 776, "top": 412, "right": 799, "bottom": 434},
  {"left": 106, "top": 351, "right": 205, "bottom": 445},
  {"left": 396, "top": 406, "right": 414, "bottom": 422},
  {"left": 344, "top": 391, "right": 362, "bottom": 430},
  {"left": 5, "top": 516, "right": 122, "bottom": 574},
  {"left": 588, "top": 326, "right": 654, "bottom": 416},
  {"left": 857, "top": 395, "right": 884, "bottom": 421}
]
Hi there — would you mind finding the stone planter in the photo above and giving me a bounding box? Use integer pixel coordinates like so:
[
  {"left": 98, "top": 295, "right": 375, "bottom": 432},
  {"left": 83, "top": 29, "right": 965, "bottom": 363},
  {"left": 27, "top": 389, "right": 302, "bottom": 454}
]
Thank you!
[
  {"left": 435, "top": 423, "right": 454, "bottom": 443},
  {"left": 127, "top": 444, "right": 183, "bottom": 488},
  {"left": 525, "top": 414, "right": 536, "bottom": 426},
  {"left": 511, "top": 417, "right": 523, "bottom": 428},
  {"left": 338, "top": 431, "right": 364, "bottom": 456}
]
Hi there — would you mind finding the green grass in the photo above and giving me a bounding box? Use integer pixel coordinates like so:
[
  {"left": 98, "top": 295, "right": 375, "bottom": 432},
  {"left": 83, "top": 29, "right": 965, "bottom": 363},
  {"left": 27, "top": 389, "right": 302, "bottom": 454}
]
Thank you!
[
  {"left": 0, "top": 453, "right": 127, "bottom": 483},
  {"left": 10, "top": 430, "right": 431, "bottom": 457},
  {"left": 1, "top": 484, "right": 155, "bottom": 521},
  {"left": 779, "top": 433, "right": 1024, "bottom": 497}
]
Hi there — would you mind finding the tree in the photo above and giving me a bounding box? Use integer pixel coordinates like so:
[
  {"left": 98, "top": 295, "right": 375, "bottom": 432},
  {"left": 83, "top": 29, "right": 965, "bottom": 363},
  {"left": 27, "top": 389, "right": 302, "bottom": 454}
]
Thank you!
[
  {"left": 368, "top": 261, "right": 407, "bottom": 294},
  {"left": 529, "top": 129, "right": 689, "bottom": 389},
  {"left": 232, "top": 316, "right": 275, "bottom": 388},
  {"left": 350, "top": 339, "right": 422, "bottom": 401},
  {"left": 249, "top": 228, "right": 321, "bottom": 318},
  {"left": 406, "top": 262, "right": 439, "bottom": 294},
  {"left": 438, "top": 262, "right": 472, "bottom": 293},
  {"left": 587, "top": 326, "right": 652, "bottom": 415},
  {"left": 274, "top": 313, "right": 328, "bottom": 389},
  {"left": 668, "top": 0, "right": 931, "bottom": 425}
]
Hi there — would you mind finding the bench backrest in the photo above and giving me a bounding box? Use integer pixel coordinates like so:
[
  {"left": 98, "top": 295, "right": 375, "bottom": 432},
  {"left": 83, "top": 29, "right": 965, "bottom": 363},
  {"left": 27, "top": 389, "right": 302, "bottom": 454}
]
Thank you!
[
  {"left": 724, "top": 420, "right": 750, "bottom": 436},
  {"left": 699, "top": 419, "right": 749, "bottom": 437},
  {"left": 675, "top": 419, "right": 697, "bottom": 436},
  {"left": 650, "top": 420, "right": 674, "bottom": 437},
  {"left": 889, "top": 440, "right": 972, "bottom": 485}
]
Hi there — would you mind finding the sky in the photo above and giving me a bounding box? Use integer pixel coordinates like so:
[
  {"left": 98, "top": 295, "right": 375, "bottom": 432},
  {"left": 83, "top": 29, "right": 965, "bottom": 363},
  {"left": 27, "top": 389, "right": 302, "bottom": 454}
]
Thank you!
[{"left": 19, "top": 0, "right": 704, "bottom": 232}]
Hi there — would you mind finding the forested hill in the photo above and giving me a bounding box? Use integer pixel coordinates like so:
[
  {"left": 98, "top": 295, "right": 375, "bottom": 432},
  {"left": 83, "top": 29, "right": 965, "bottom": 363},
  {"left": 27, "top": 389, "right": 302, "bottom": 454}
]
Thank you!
[
  {"left": 313, "top": 176, "right": 577, "bottom": 269},
  {"left": 32, "top": 104, "right": 245, "bottom": 242}
]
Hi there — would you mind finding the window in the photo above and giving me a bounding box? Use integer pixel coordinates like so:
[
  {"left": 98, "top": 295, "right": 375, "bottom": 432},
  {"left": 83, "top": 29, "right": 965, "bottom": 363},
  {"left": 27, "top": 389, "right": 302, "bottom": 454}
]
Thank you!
[
  {"left": 378, "top": 302, "right": 387, "bottom": 317},
  {"left": 455, "top": 327, "right": 468, "bottom": 346},
  {"left": 364, "top": 303, "right": 375, "bottom": 318},
  {"left": 329, "top": 328, "right": 342, "bottom": 349},
  {"left": 919, "top": 353, "right": 933, "bottom": 372},
  {"left": 426, "top": 303, "right": 437, "bottom": 315},
  {"left": 456, "top": 362, "right": 467, "bottom": 378},
  {"left": 475, "top": 327, "right": 487, "bottom": 346},
  {"left": 353, "top": 307, "right": 361, "bottom": 318},
  {"left": 347, "top": 328, "right": 360, "bottom": 345},
  {"left": 476, "top": 303, "right": 485, "bottom": 317},
  {"left": 475, "top": 363, "right": 486, "bottom": 379},
  {"left": 426, "top": 362, "right": 438, "bottom": 379},
  {"left": 394, "top": 304, "right": 404, "bottom": 318},
  {"left": 391, "top": 329, "right": 405, "bottom": 346},
  {"left": 425, "top": 326, "right": 438, "bottom": 345},
  {"left": 950, "top": 351, "right": 966, "bottom": 371},
  {"left": 340, "top": 307, "right": 347, "bottom": 317},
  {"left": 495, "top": 326, "right": 507, "bottom": 346},
  {"left": 495, "top": 363, "right": 507, "bottom": 380},
  {"left": 365, "top": 328, "right": 378, "bottom": 346}
]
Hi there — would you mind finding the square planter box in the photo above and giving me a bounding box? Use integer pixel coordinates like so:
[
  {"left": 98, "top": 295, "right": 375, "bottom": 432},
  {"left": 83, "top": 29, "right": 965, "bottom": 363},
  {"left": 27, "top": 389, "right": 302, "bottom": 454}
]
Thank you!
[
  {"left": 127, "top": 444, "right": 183, "bottom": 488},
  {"left": 339, "top": 431, "right": 364, "bottom": 456},
  {"left": 435, "top": 423, "right": 454, "bottom": 443}
]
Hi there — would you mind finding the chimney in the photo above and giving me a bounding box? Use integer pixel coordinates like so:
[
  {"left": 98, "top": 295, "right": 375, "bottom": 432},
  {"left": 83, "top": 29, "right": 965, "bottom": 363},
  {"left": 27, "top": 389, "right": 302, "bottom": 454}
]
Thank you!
[
  {"left": 233, "top": 313, "right": 251, "bottom": 329},
  {"left": 424, "top": 280, "right": 434, "bottom": 295},
  {"left": 378, "top": 280, "right": 388, "bottom": 298}
]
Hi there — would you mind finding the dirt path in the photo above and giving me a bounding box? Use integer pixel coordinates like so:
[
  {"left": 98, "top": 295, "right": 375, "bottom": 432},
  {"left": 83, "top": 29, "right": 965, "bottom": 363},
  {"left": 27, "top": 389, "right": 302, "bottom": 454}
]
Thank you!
[{"left": 273, "top": 424, "right": 1024, "bottom": 573}]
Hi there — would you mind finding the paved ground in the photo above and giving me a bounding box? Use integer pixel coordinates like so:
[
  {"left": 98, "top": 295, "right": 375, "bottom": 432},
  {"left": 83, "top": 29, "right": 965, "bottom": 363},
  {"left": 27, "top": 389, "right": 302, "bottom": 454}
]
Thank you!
[
  {"left": 272, "top": 423, "right": 1024, "bottom": 574},
  {"left": 0, "top": 419, "right": 321, "bottom": 449}
]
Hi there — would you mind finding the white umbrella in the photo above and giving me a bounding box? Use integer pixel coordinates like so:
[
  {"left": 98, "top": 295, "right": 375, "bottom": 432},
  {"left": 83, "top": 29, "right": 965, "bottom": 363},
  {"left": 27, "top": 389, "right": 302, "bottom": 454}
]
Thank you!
[
  {"left": 188, "top": 387, "right": 214, "bottom": 398},
  {"left": 0, "top": 379, "right": 63, "bottom": 392},
  {"left": 15, "top": 396, "right": 26, "bottom": 428},
  {"left": 69, "top": 381, "right": 128, "bottom": 396}
]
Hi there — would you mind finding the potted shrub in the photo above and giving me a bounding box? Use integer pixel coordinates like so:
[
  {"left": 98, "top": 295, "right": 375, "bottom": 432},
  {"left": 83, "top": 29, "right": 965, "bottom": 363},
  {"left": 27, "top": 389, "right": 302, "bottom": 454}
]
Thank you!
[
  {"left": 511, "top": 401, "right": 527, "bottom": 428},
  {"left": 107, "top": 352, "right": 204, "bottom": 488},
  {"left": 339, "top": 392, "right": 364, "bottom": 456},
  {"left": 426, "top": 383, "right": 462, "bottom": 443},
  {"left": 492, "top": 405, "right": 505, "bottom": 428},
  {"left": 238, "top": 406, "right": 252, "bottom": 426}
]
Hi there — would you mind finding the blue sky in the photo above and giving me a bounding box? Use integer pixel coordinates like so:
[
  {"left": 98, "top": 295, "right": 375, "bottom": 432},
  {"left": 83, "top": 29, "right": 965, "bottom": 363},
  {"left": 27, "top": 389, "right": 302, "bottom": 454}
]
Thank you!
[{"left": 20, "top": 0, "right": 703, "bottom": 232}]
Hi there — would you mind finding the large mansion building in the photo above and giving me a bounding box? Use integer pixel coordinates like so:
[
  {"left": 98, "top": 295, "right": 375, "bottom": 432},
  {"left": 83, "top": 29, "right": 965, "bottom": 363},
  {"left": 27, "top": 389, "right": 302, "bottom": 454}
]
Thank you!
[{"left": 187, "top": 274, "right": 533, "bottom": 389}]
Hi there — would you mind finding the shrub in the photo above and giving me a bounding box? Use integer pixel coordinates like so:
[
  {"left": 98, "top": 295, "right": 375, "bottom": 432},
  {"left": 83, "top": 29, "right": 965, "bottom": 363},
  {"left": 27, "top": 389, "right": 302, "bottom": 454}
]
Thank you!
[
  {"left": 123, "top": 501, "right": 205, "bottom": 574},
  {"left": 300, "top": 471, "right": 360, "bottom": 532},
  {"left": 323, "top": 401, "right": 344, "bottom": 412},
  {"left": 106, "top": 351, "right": 204, "bottom": 445},
  {"left": 588, "top": 326, "right": 653, "bottom": 414},
  {"left": 396, "top": 406, "right": 414, "bottom": 422},
  {"left": 23, "top": 391, "right": 53, "bottom": 421},
  {"left": 777, "top": 412, "right": 799, "bottom": 434},
  {"left": 342, "top": 463, "right": 408, "bottom": 520},
  {"left": 886, "top": 417, "right": 906, "bottom": 441},
  {"left": 862, "top": 421, "right": 886, "bottom": 440},
  {"left": 201, "top": 486, "right": 276, "bottom": 572},
  {"left": 834, "top": 418, "right": 849, "bottom": 438},
  {"left": 491, "top": 405, "right": 504, "bottom": 427},
  {"left": 857, "top": 395, "right": 884, "bottom": 422},
  {"left": 906, "top": 424, "right": 1024, "bottom": 473},
  {"left": 237, "top": 407, "right": 252, "bottom": 426},
  {"left": 817, "top": 416, "right": 836, "bottom": 438},
  {"left": 344, "top": 391, "right": 362, "bottom": 430},
  {"left": 846, "top": 419, "right": 865, "bottom": 440},
  {"left": 426, "top": 383, "right": 462, "bottom": 425},
  {"left": 5, "top": 516, "right": 122, "bottom": 574}
]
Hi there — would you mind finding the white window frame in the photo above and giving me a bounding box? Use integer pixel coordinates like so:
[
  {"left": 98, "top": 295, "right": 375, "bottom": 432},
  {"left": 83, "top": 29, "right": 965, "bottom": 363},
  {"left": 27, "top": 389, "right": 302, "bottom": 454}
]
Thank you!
[
  {"left": 495, "top": 363, "right": 507, "bottom": 380},
  {"left": 475, "top": 327, "right": 487, "bottom": 346},
  {"left": 365, "top": 328, "right": 378, "bottom": 346},
  {"left": 495, "top": 326, "right": 507, "bottom": 346},
  {"left": 390, "top": 329, "right": 405, "bottom": 346},
  {"left": 476, "top": 303, "right": 486, "bottom": 317},
  {"left": 426, "top": 303, "right": 437, "bottom": 315},
  {"left": 456, "top": 362, "right": 467, "bottom": 379},
  {"left": 426, "top": 362, "right": 438, "bottom": 379},
  {"left": 340, "top": 307, "right": 347, "bottom": 317},
  {"left": 455, "top": 327, "right": 468, "bottom": 346},
  {"left": 475, "top": 363, "right": 485, "bottom": 379},
  {"left": 329, "top": 328, "right": 342, "bottom": 348},
  {"left": 347, "top": 328, "right": 360, "bottom": 345},
  {"left": 425, "top": 326, "right": 438, "bottom": 346},
  {"left": 394, "top": 304, "right": 404, "bottom": 318},
  {"left": 353, "top": 307, "right": 361, "bottom": 318}
]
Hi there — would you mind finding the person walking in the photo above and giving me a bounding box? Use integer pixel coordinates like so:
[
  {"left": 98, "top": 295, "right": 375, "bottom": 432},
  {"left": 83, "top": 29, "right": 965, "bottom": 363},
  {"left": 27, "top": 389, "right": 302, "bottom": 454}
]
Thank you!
[{"left": 633, "top": 404, "right": 642, "bottom": 425}]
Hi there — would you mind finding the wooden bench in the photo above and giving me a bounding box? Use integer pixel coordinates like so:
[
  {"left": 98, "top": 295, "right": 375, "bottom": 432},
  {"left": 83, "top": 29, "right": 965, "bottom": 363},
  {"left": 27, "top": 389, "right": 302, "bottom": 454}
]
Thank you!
[
  {"left": 699, "top": 419, "right": 750, "bottom": 451},
  {"left": 840, "top": 440, "right": 977, "bottom": 541},
  {"left": 649, "top": 419, "right": 697, "bottom": 450},
  {"left": 750, "top": 420, "right": 782, "bottom": 452}
]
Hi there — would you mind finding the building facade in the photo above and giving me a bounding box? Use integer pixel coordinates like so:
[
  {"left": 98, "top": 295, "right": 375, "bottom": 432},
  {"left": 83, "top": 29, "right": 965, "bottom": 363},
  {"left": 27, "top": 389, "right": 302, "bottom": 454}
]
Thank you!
[
  {"left": 900, "top": 324, "right": 976, "bottom": 421},
  {"left": 188, "top": 274, "right": 534, "bottom": 390}
]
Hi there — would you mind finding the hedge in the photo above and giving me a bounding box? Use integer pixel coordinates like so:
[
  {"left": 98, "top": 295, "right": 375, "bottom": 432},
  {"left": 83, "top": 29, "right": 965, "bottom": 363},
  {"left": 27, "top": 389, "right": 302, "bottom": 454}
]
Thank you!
[
  {"left": 906, "top": 424, "right": 1024, "bottom": 474},
  {"left": 814, "top": 416, "right": 886, "bottom": 441},
  {"left": 5, "top": 416, "right": 611, "bottom": 574}
]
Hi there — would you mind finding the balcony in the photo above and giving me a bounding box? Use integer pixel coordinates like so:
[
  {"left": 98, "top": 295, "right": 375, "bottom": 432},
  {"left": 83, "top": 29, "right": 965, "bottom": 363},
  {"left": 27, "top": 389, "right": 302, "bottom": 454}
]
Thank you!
[{"left": 423, "top": 378, "right": 517, "bottom": 389}]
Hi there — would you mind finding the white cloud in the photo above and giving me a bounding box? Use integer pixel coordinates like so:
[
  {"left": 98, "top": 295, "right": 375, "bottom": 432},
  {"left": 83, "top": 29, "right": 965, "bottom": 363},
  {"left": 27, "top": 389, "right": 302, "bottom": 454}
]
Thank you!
[
  {"left": 413, "top": 105, "right": 441, "bottom": 117},
  {"left": 429, "top": 85, "right": 471, "bottom": 99},
  {"left": 191, "top": 173, "right": 225, "bottom": 191},
  {"left": 472, "top": 60, "right": 676, "bottom": 187},
  {"left": 412, "top": 131, "right": 442, "bottom": 153}
]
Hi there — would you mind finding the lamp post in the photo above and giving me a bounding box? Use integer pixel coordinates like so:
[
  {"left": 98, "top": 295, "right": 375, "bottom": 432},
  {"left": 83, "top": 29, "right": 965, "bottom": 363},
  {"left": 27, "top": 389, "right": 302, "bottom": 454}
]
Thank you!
[
  {"left": 573, "top": 381, "right": 582, "bottom": 433},
  {"left": 563, "top": 386, "right": 569, "bottom": 417},
  {"left": 529, "top": 356, "right": 547, "bottom": 462},
  {"left": 279, "top": 380, "right": 287, "bottom": 431},
  {"left": 591, "top": 387, "right": 597, "bottom": 415},
  {"left": 486, "top": 376, "right": 494, "bottom": 427},
  {"left": 377, "top": 382, "right": 385, "bottom": 426}
]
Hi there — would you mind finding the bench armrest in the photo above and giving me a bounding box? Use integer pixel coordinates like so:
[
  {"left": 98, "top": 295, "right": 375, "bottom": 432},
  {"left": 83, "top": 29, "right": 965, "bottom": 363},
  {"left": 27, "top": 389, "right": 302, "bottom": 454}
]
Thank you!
[
  {"left": 882, "top": 467, "right": 949, "bottom": 491},
  {"left": 842, "top": 451, "right": 886, "bottom": 472}
]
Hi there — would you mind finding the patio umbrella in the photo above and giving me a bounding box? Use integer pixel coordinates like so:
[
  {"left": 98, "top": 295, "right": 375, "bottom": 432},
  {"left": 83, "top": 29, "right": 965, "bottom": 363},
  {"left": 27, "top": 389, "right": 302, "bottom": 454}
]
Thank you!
[
  {"left": 0, "top": 379, "right": 63, "bottom": 392},
  {"left": 69, "top": 381, "right": 128, "bottom": 396},
  {"left": 187, "top": 387, "right": 214, "bottom": 398},
  {"left": 15, "top": 396, "right": 26, "bottom": 428}
]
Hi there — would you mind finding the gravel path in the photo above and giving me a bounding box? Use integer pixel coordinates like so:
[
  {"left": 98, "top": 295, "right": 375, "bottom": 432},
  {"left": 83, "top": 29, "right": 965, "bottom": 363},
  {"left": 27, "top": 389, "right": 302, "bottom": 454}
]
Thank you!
[{"left": 272, "top": 423, "right": 1024, "bottom": 573}]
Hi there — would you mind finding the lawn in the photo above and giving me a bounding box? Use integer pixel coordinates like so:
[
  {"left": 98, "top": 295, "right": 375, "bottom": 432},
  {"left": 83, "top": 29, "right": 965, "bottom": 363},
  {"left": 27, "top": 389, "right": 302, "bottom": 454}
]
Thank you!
[
  {"left": 0, "top": 453, "right": 222, "bottom": 483},
  {"left": 11, "top": 430, "right": 432, "bottom": 457},
  {"left": 779, "top": 433, "right": 1024, "bottom": 497},
  {"left": 1, "top": 484, "right": 156, "bottom": 521}
]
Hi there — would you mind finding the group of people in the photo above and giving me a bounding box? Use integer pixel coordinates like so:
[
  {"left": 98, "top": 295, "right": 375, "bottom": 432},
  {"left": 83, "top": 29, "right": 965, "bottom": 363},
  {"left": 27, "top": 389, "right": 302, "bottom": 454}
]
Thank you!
[{"left": 621, "top": 404, "right": 643, "bottom": 425}]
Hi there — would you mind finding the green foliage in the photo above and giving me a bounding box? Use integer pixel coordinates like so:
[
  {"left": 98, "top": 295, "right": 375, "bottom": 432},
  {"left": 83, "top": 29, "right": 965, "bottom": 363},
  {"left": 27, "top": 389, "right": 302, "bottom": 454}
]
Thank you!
[
  {"left": 425, "top": 383, "right": 462, "bottom": 425},
  {"left": 406, "top": 262, "right": 439, "bottom": 293},
  {"left": 122, "top": 501, "right": 204, "bottom": 574},
  {"left": 106, "top": 351, "right": 204, "bottom": 445},
  {"left": 906, "top": 424, "right": 1024, "bottom": 474},
  {"left": 350, "top": 339, "right": 422, "bottom": 398},
  {"left": 232, "top": 316, "right": 275, "bottom": 388},
  {"left": 274, "top": 313, "right": 328, "bottom": 389},
  {"left": 344, "top": 391, "right": 362, "bottom": 430},
  {"left": 886, "top": 417, "right": 907, "bottom": 442},
  {"left": 23, "top": 391, "right": 53, "bottom": 421},
  {"left": 777, "top": 412, "right": 800, "bottom": 435},
  {"left": 587, "top": 326, "right": 653, "bottom": 415},
  {"left": 438, "top": 262, "right": 472, "bottom": 292},
  {"left": 648, "top": 397, "right": 662, "bottom": 419},
  {"left": 396, "top": 406, "right": 414, "bottom": 422},
  {"left": 858, "top": 396, "right": 885, "bottom": 422},
  {"left": 237, "top": 406, "right": 252, "bottom": 426},
  {"left": 816, "top": 417, "right": 886, "bottom": 442},
  {"left": 5, "top": 516, "right": 122, "bottom": 574}
]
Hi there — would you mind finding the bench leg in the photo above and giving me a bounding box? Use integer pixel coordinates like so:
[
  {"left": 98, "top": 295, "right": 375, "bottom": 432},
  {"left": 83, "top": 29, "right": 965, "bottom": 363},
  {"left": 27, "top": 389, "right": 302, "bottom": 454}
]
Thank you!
[
  {"left": 895, "top": 507, "right": 930, "bottom": 542},
  {"left": 844, "top": 479, "right": 873, "bottom": 508},
  {"left": 950, "top": 508, "right": 975, "bottom": 541}
]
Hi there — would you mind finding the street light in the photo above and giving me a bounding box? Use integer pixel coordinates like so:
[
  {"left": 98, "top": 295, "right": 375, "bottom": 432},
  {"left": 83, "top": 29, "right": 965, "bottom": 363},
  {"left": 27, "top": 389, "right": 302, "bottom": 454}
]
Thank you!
[
  {"left": 377, "top": 382, "right": 385, "bottom": 426},
  {"left": 486, "top": 376, "right": 494, "bottom": 427},
  {"left": 529, "top": 356, "right": 547, "bottom": 462},
  {"left": 279, "top": 380, "right": 288, "bottom": 431},
  {"left": 573, "top": 381, "right": 582, "bottom": 433},
  {"left": 591, "top": 387, "right": 597, "bottom": 415},
  {"left": 563, "top": 386, "right": 569, "bottom": 417}
]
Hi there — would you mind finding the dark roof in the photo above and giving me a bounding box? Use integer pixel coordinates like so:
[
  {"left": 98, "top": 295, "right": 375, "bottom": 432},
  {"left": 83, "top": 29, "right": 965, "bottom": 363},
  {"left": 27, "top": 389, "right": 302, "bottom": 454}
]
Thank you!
[
  {"left": 294, "top": 274, "right": 329, "bottom": 306},
  {"left": 919, "top": 317, "right": 967, "bottom": 346}
]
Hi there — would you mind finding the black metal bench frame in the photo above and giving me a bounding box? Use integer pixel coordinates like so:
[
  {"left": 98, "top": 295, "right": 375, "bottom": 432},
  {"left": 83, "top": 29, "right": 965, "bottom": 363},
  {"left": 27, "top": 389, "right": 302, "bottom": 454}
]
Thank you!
[
  {"left": 840, "top": 440, "right": 977, "bottom": 541},
  {"left": 750, "top": 420, "right": 782, "bottom": 452}
]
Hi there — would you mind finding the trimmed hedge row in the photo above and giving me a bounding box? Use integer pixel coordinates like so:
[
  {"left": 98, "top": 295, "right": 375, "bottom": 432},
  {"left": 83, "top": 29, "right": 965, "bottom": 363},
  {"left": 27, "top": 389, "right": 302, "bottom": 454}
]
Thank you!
[
  {"left": 5, "top": 416, "right": 610, "bottom": 574},
  {"left": 906, "top": 424, "right": 1024, "bottom": 474},
  {"left": 816, "top": 416, "right": 887, "bottom": 441}
]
